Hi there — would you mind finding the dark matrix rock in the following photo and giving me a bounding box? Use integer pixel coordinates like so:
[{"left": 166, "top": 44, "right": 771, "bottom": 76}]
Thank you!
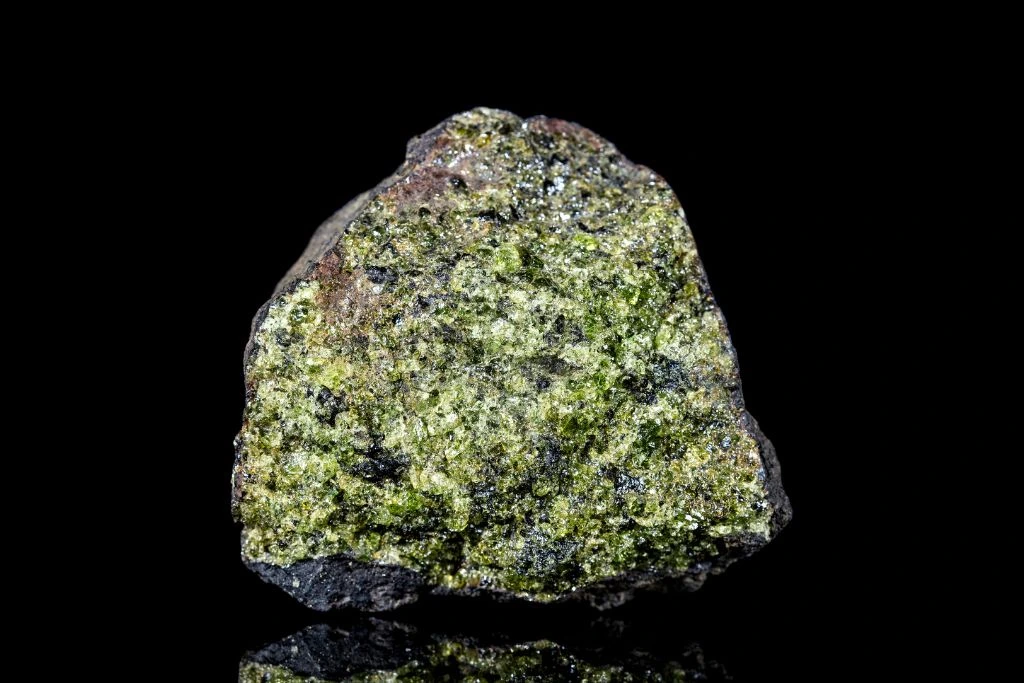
[{"left": 233, "top": 108, "right": 790, "bottom": 611}]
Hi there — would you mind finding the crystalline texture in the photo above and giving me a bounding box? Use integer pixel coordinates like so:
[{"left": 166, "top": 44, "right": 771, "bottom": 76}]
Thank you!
[{"left": 233, "top": 108, "right": 790, "bottom": 610}]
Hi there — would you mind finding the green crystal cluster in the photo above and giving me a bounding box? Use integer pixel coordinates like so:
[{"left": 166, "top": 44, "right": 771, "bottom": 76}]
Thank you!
[{"left": 234, "top": 108, "right": 778, "bottom": 601}]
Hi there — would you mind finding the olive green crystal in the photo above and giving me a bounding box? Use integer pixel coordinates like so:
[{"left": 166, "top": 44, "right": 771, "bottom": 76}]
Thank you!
[{"left": 233, "top": 108, "right": 789, "bottom": 610}]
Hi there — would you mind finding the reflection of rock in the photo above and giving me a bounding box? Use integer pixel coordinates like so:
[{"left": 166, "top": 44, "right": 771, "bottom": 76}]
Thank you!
[{"left": 239, "top": 621, "right": 730, "bottom": 681}]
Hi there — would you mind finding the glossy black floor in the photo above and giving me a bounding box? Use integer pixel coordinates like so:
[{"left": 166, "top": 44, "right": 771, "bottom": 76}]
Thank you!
[{"left": 160, "top": 76, "right": 886, "bottom": 680}]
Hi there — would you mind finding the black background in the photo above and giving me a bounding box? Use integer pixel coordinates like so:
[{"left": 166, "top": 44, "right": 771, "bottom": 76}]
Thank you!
[{"left": 156, "top": 72, "right": 893, "bottom": 680}]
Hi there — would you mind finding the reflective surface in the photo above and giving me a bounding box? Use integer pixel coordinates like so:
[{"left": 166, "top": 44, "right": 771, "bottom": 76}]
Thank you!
[{"left": 240, "top": 618, "right": 729, "bottom": 681}]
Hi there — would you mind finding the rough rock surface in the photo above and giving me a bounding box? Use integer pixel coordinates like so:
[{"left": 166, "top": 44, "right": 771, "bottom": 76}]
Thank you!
[
  {"left": 239, "top": 622, "right": 730, "bottom": 681},
  {"left": 233, "top": 108, "right": 790, "bottom": 611}
]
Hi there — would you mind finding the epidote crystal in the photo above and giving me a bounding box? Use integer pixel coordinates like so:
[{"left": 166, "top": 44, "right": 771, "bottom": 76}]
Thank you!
[{"left": 233, "top": 108, "right": 790, "bottom": 610}]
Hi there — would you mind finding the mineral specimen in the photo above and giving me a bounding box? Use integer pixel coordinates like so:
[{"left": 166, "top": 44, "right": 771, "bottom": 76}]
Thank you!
[{"left": 233, "top": 108, "right": 790, "bottom": 611}]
